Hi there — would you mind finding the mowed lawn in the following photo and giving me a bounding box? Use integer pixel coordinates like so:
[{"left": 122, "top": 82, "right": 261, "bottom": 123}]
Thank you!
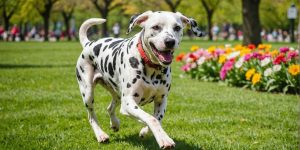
[{"left": 0, "top": 40, "right": 298, "bottom": 150}]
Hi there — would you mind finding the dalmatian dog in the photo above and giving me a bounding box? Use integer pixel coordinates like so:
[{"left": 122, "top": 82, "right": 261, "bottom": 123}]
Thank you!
[{"left": 76, "top": 11, "right": 204, "bottom": 149}]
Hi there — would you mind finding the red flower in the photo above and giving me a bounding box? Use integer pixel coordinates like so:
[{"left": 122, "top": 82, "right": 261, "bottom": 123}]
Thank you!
[
  {"left": 176, "top": 53, "right": 185, "bottom": 62},
  {"left": 273, "top": 53, "right": 286, "bottom": 65},
  {"left": 248, "top": 44, "right": 256, "bottom": 50},
  {"left": 188, "top": 53, "right": 198, "bottom": 61}
]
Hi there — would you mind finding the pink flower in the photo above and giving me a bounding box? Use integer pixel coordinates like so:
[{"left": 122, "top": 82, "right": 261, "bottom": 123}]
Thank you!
[
  {"left": 287, "top": 51, "right": 299, "bottom": 59},
  {"left": 220, "top": 68, "right": 227, "bottom": 80},
  {"left": 220, "top": 59, "right": 235, "bottom": 80},
  {"left": 252, "top": 52, "right": 261, "bottom": 59},
  {"left": 259, "top": 54, "right": 271, "bottom": 60},
  {"left": 181, "top": 64, "right": 191, "bottom": 72},
  {"left": 279, "top": 47, "right": 289, "bottom": 53},
  {"left": 214, "top": 49, "right": 225, "bottom": 57},
  {"left": 244, "top": 54, "right": 252, "bottom": 61}
]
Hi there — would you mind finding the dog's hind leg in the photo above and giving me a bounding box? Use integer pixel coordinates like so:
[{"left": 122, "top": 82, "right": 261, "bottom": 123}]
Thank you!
[
  {"left": 76, "top": 61, "right": 109, "bottom": 143},
  {"left": 107, "top": 97, "right": 120, "bottom": 132}
]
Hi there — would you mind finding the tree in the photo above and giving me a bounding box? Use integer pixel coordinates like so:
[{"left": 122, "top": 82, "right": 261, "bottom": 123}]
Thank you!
[
  {"left": 200, "top": 0, "right": 221, "bottom": 41},
  {"left": 0, "top": 0, "right": 20, "bottom": 31},
  {"left": 33, "top": 0, "right": 59, "bottom": 41},
  {"left": 55, "top": 0, "right": 76, "bottom": 41},
  {"left": 90, "top": 0, "right": 122, "bottom": 37},
  {"left": 242, "top": 0, "right": 262, "bottom": 46},
  {"left": 164, "top": 0, "right": 182, "bottom": 12}
]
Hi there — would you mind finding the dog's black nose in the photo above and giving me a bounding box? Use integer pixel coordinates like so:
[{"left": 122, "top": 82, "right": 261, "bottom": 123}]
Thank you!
[{"left": 164, "top": 38, "right": 175, "bottom": 49}]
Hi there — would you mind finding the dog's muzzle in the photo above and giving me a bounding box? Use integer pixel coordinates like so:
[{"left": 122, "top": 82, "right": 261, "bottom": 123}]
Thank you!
[{"left": 150, "top": 42, "right": 174, "bottom": 65}]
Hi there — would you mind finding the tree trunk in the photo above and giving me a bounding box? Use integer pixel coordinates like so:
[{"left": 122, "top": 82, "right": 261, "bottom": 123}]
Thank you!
[
  {"left": 43, "top": 14, "right": 50, "bottom": 41},
  {"left": 4, "top": 17, "right": 10, "bottom": 31},
  {"left": 207, "top": 11, "right": 213, "bottom": 41},
  {"left": 63, "top": 15, "right": 71, "bottom": 41},
  {"left": 102, "top": 11, "right": 109, "bottom": 37},
  {"left": 242, "top": 0, "right": 262, "bottom": 46}
]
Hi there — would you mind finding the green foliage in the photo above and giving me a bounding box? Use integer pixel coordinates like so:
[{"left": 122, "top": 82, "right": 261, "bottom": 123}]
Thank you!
[
  {"left": 0, "top": 41, "right": 298, "bottom": 149},
  {"left": 260, "top": 0, "right": 300, "bottom": 30}
]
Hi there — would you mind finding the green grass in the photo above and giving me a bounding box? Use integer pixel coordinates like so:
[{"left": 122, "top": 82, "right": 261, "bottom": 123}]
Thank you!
[{"left": 0, "top": 40, "right": 298, "bottom": 150}]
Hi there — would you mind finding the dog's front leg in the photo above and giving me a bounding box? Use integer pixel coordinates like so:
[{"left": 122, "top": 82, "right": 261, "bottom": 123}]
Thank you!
[
  {"left": 121, "top": 96, "right": 175, "bottom": 149},
  {"left": 139, "top": 98, "right": 168, "bottom": 138}
]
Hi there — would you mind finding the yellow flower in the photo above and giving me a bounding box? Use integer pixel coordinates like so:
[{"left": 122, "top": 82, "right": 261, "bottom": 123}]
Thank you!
[
  {"left": 265, "top": 44, "right": 272, "bottom": 51},
  {"left": 288, "top": 64, "right": 300, "bottom": 76},
  {"left": 240, "top": 48, "right": 251, "bottom": 56},
  {"left": 270, "top": 49, "right": 279, "bottom": 57},
  {"left": 252, "top": 73, "right": 261, "bottom": 85},
  {"left": 207, "top": 46, "right": 216, "bottom": 53},
  {"left": 246, "top": 68, "right": 256, "bottom": 80},
  {"left": 225, "top": 48, "right": 232, "bottom": 54},
  {"left": 218, "top": 55, "right": 227, "bottom": 64},
  {"left": 234, "top": 44, "right": 243, "bottom": 51},
  {"left": 190, "top": 45, "right": 199, "bottom": 52},
  {"left": 258, "top": 44, "right": 265, "bottom": 49}
]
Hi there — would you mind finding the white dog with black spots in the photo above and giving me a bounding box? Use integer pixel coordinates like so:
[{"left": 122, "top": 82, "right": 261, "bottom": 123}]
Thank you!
[{"left": 76, "top": 11, "right": 204, "bottom": 149}]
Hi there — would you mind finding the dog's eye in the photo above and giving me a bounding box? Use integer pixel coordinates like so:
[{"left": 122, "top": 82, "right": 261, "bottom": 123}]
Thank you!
[
  {"left": 174, "top": 26, "right": 181, "bottom": 32},
  {"left": 152, "top": 25, "right": 161, "bottom": 31}
]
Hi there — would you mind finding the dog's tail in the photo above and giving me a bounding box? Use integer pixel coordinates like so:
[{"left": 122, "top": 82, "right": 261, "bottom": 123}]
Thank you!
[{"left": 79, "top": 18, "right": 106, "bottom": 47}]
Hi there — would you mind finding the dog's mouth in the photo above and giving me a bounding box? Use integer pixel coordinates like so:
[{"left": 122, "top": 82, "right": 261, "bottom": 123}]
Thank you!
[{"left": 150, "top": 42, "right": 174, "bottom": 65}]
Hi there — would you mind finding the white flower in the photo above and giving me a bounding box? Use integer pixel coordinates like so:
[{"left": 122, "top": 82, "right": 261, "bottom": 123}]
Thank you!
[
  {"left": 227, "top": 51, "right": 240, "bottom": 59},
  {"left": 235, "top": 57, "right": 244, "bottom": 68},
  {"left": 197, "top": 57, "right": 205, "bottom": 65},
  {"left": 264, "top": 68, "right": 272, "bottom": 76},
  {"left": 290, "top": 47, "right": 295, "bottom": 51},
  {"left": 186, "top": 58, "right": 193, "bottom": 63},
  {"left": 260, "top": 57, "right": 271, "bottom": 67},
  {"left": 225, "top": 44, "right": 232, "bottom": 48},
  {"left": 272, "top": 65, "right": 281, "bottom": 72},
  {"left": 191, "top": 63, "right": 197, "bottom": 69}
]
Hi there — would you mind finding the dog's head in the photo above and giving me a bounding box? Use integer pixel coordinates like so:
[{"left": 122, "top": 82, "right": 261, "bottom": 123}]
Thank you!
[{"left": 127, "top": 11, "right": 204, "bottom": 66}]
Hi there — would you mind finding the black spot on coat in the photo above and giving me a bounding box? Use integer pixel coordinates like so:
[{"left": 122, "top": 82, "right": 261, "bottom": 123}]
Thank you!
[
  {"left": 133, "top": 93, "right": 139, "bottom": 97},
  {"left": 93, "top": 43, "right": 102, "bottom": 56},
  {"left": 76, "top": 68, "right": 81, "bottom": 81},
  {"left": 112, "top": 53, "right": 117, "bottom": 70},
  {"left": 80, "top": 66, "right": 84, "bottom": 73},
  {"left": 121, "top": 52, "right": 124, "bottom": 64},
  {"left": 89, "top": 41, "right": 95, "bottom": 46},
  {"left": 109, "top": 78, "right": 117, "bottom": 88},
  {"left": 105, "top": 38, "right": 112, "bottom": 42},
  {"left": 129, "top": 57, "right": 139, "bottom": 68},
  {"left": 127, "top": 83, "right": 131, "bottom": 88},
  {"left": 103, "top": 45, "right": 108, "bottom": 52},
  {"left": 108, "top": 63, "right": 114, "bottom": 77},
  {"left": 109, "top": 40, "right": 124, "bottom": 48},
  {"left": 104, "top": 56, "right": 109, "bottom": 72},
  {"left": 132, "top": 78, "right": 137, "bottom": 84}
]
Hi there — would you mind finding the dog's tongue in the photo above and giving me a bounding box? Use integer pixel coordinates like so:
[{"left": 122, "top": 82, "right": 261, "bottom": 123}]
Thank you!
[{"left": 158, "top": 52, "right": 173, "bottom": 64}]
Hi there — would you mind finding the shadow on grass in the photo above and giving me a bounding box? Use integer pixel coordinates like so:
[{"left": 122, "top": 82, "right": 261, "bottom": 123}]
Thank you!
[
  {"left": 113, "top": 133, "right": 202, "bottom": 150},
  {"left": 0, "top": 64, "right": 74, "bottom": 69}
]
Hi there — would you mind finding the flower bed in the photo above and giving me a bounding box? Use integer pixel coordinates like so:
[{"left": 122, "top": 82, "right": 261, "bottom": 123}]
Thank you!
[{"left": 176, "top": 44, "right": 300, "bottom": 94}]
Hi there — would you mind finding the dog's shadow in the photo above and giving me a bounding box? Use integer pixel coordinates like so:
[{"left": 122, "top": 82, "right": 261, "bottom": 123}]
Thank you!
[{"left": 112, "top": 133, "right": 203, "bottom": 150}]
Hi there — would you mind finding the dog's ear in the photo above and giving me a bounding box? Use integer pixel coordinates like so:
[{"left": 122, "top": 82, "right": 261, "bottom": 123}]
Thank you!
[
  {"left": 175, "top": 12, "right": 205, "bottom": 37},
  {"left": 127, "top": 11, "right": 153, "bottom": 34}
]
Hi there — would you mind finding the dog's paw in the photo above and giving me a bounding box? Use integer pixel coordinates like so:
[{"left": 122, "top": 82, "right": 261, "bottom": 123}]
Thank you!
[
  {"left": 96, "top": 133, "right": 109, "bottom": 143},
  {"left": 110, "top": 118, "right": 120, "bottom": 132},
  {"left": 158, "top": 136, "right": 175, "bottom": 149},
  {"left": 139, "top": 126, "right": 149, "bottom": 138}
]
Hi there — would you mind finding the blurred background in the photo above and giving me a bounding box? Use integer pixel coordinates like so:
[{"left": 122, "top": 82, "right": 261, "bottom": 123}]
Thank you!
[{"left": 0, "top": 0, "right": 299, "bottom": 44}]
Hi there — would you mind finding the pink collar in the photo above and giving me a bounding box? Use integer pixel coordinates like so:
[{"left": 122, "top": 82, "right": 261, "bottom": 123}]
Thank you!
[{"left": 137, "top": 37, "right": 161, "bottom": 69}]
